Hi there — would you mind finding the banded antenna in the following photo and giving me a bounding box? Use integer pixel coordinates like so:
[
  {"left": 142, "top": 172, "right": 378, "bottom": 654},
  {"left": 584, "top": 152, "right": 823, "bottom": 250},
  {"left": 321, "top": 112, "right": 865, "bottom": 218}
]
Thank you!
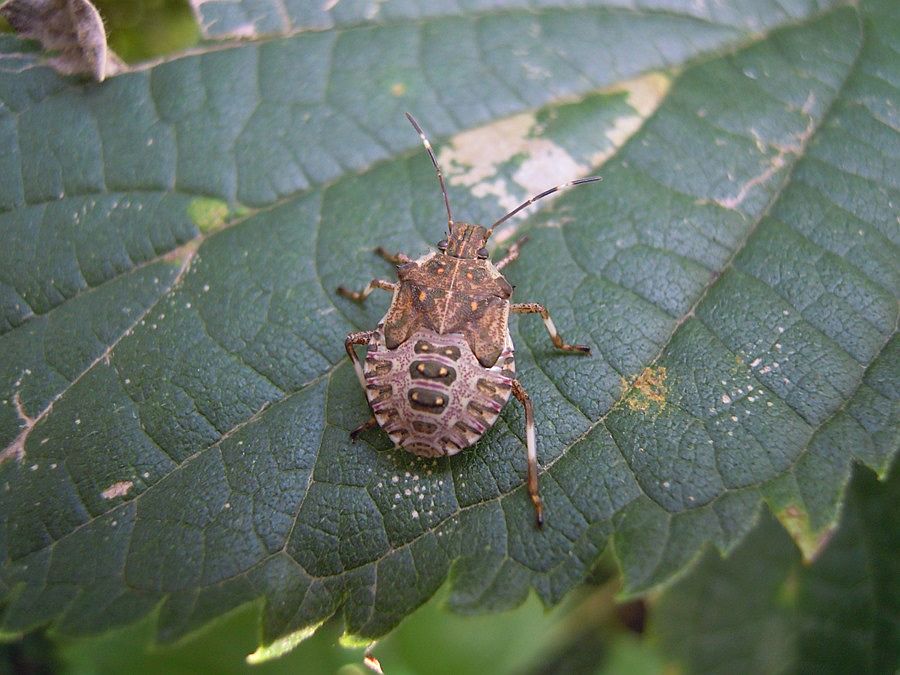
[
  {"left": 487, "top": 176, "right": 602, "bottom": 236},
  {"left": 405, "top": 113, "right": 453, "bottom": 231}
]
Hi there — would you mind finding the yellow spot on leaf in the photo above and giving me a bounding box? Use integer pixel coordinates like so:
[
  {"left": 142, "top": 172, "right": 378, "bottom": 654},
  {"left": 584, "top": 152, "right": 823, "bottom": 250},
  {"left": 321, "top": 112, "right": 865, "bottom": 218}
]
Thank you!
[
  {"left": 470, "top": 301, "right": 478, "bottom": 311},
  {"left": 418, "top": 291, "right": 427, "bottom": 302},
  {"left": 390, "top": 82, "right": 406, "bottom": 96},
  {"left": 621, "top": 366, "right": 668, "bottom": 413},
  {"left": 187, "top": 197, "right": 230, "bottom": 233}
]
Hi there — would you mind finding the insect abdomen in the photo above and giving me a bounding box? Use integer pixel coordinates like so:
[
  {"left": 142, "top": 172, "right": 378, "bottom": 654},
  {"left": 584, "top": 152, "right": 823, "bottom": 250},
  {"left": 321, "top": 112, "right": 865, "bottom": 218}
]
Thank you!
[{"left": 364, "top": 329, "right": 514, "bottom": 457}]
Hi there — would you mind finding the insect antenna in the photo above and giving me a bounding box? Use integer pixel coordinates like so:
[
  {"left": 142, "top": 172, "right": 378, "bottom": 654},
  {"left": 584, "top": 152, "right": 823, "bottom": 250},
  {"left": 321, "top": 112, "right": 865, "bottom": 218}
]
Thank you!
[
  {"left": 405, "top": 112, "right": 453, "bottom": 230},
  {"left": 487, "top": 176, "right": 602, "bottom": 236}
]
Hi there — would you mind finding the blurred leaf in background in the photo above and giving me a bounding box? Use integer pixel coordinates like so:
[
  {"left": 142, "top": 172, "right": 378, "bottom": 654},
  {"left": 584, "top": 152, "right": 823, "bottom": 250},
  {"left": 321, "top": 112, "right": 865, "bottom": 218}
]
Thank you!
[
  {"left": 55, "top": 580, "right": 663, "bottom": 674},
  {"left": 91, "top": 0, "right": 197, "bottom": 62},
  {"left": 0, "top": 0, "right": 198, "bottom": 63},
  {"left": 654, "top": 464, "right": 899, "bottom": 674}
]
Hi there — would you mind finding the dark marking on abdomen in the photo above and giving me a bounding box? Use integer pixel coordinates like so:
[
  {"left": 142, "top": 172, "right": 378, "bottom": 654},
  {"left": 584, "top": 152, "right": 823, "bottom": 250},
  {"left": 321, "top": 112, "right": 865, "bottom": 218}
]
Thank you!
[
  {"left": 366, "top": 384, "right": 392, "bottom": 404},
  {"left": 414, "top": 340, "right": 460, "bottom": 360},
  {"left": 412, "top": 420, "right": 437, "bottom": 434},
  {"left": 477, "top": 378, "right": 508, "bottom": 395},
  {"left": 410, "top": 360, "right": 457, "bottom": 385},
  {"left": 408, "top": 387, "right": 449, "bottom": 413}
]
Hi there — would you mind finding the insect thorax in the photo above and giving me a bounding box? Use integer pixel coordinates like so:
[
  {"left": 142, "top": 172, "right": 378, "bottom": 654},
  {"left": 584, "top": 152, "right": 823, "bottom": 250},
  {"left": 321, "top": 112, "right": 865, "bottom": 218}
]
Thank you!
[
  {"left": 364, "top": 328, "right": 515, "bottom": 457},
  {"left": 381, "top": 251, "right": 513, "bottom": 367}
]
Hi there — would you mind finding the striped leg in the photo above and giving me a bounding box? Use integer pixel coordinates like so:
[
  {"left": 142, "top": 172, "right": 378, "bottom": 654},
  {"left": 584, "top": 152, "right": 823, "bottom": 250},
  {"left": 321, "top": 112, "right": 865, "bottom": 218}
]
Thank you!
[
  {"left": 494, "top": 236, "right": 529, "bottom": 271},
  {"left": 510, "top": 303, "right": 591, "bottom": 354},
  {"left": 512, "top": 379, "right": 543, "bottom": 528},
  {"left": 374, "top": 247, "right": 412, "bottom": 265},
  {"left": 337, "top": 279, "right": 396, "bottom": 303},
  {"left": 345, "top": 330, "right": 376, "bottom": 389}
]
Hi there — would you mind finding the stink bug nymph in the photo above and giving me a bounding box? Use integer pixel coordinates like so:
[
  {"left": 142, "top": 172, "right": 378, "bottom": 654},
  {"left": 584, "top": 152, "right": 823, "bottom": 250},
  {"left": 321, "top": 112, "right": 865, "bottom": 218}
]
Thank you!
[{"left": 338, "top": 113, "right": 599, "bottom": 527}]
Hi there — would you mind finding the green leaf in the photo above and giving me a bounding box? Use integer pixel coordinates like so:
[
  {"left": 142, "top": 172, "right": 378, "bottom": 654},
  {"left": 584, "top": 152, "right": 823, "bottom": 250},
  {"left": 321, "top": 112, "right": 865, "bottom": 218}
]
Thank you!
[
  {"left": 188, "top": 0, "right": 833, "bottom": 40},
  {"left": 1, "top": 0, "right": 897, "bottom": 657},
  {"left": 653, "top": 464, "right": 900, "bottom": 674},
  {"left": 56, "top": 591, "right": 573, "bottom": 674}
]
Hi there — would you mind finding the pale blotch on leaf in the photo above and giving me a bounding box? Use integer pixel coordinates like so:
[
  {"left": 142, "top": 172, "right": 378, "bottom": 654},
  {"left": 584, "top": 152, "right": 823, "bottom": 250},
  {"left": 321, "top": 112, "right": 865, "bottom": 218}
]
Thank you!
[
  {"left": 0, "top": 437, "right": 26, "bottom": 467},
  {"left": 716, "top": 94, "right": 817, "bottom": 211},
  {"left": 187, "top": 197, "right": 230, "bottom": 233},
  {"left": 0, "top": 0, "right": 126, "bottom": 81},
  {"left": 436, "top": 76, "right": 668, "bottom": 243},
  {"left": 589, "top": 72, "right": 672, "bottom": 167},
  {"left": 438, "top": 112, "right": 588, "bottom": 226},
  {"left": 621, "top": 366, "right": 669, "bottom": 413},
  {"left": 100, "top": 480, "right": 133, "bottom": 500},
  {"left": 1, "top": 391, "right": 35, "bottom": 466},
  {"left": 390, "top": 82, "right": 406, "bottom": 96}
]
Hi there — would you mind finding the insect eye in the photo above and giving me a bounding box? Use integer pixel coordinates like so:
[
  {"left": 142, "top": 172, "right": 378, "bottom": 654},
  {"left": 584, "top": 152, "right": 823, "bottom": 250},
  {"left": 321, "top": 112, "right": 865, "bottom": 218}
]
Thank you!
[
  {"left": 437, "top": 239, "right": 448, "bottom": 250},
  {"left": 476, "top": 247, "right": 489, "bottom": 259}
]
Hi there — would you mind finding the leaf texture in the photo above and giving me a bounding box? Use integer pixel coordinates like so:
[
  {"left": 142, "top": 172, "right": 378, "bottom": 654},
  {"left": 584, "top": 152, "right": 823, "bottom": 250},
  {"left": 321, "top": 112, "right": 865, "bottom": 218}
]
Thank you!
[
  {"left": 654, "top": 465, "right": 900, "bottom": 674},
  {"left": 0, "top": 0, "right": 896, "bottom": 653}
]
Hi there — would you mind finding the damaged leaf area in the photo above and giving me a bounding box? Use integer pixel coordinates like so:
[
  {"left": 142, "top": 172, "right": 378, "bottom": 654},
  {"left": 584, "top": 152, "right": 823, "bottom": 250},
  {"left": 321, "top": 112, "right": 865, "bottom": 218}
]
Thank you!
[
  {"left": 437, "top": 72, "right": 670, "bottom": 243},
  {"left": 621, "top": 367, "right": 669, "bottom": 414},
  {"left": 0, "top": 0, "right": 897, "bottom": 661}
]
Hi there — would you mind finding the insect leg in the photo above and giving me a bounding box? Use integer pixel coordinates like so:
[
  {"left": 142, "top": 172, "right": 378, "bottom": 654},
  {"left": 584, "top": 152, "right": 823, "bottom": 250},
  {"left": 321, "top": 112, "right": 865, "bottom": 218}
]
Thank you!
[
  {"left": 345, "top": 330, "right": 376, "bottom": 389},
  {"left": 512, "top": 379, "right": 543, "bottom": 528},
  {"left": 337, "top": 279, "right": 397, "bottom": 303},
  {"left": 350, "top": 416, "right": 379, "bottom": 441},
  {"left": 494, "top": 235, "right": 529, "bottom": 271},
  {"left": 510, "top": 303, "right": 591, "bottom": 354},
  {"left": 374, "top": 247, "right": 412, "bottom": 265}
]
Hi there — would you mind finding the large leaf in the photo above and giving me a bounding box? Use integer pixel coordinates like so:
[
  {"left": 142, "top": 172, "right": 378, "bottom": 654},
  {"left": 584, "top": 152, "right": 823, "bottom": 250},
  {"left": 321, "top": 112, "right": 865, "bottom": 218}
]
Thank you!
[
  {"left": 653, "top": 464, "right": 899, "bottom": 674},
  {"left": 188, "top": 0, "right": 836, "bottom": 39},
  {"left": 1, "top": 0, "right": 897, "bottom": 657}
]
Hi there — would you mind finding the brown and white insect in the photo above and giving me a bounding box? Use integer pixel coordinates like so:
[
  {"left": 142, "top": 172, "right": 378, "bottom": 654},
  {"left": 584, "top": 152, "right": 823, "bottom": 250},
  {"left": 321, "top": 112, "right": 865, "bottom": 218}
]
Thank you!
[{"left": 339, "top": 113, "right": 598, "bottom": 527}]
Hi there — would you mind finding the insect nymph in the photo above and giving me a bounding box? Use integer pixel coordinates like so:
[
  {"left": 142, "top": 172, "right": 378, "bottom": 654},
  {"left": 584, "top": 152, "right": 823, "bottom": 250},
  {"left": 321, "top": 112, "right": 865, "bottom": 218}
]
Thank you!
[{"left": 339, "top": 113, "right": 599, "bottom": 527}]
